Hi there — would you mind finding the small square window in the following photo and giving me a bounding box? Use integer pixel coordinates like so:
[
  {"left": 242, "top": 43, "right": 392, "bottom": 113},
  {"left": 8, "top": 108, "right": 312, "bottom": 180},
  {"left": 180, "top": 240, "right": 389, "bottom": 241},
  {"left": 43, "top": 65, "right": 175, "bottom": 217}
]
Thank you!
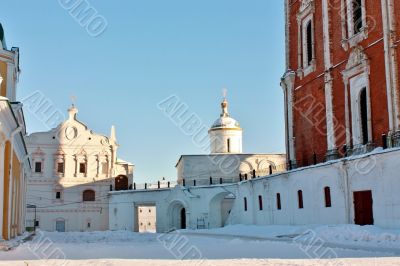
[
  {"left": 35, "top": 162, "right": 42, "bottom": 173},
  {"left": 79, "top": 163, "right": 86, "bottom": 174},
  {"left": 56, "top": 191, "right": 61, "bottom": 199},
  {"left": 57, "top": 162, "right": 64, "bottom": 174}
]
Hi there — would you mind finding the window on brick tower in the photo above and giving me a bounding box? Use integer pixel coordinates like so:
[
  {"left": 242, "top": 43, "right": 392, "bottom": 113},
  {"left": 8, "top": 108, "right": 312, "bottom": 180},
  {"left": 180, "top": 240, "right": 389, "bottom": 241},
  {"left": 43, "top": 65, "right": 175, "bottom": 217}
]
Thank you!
[
  {"left": 56, "top": 191, "right": 61, "bottom": 199},
  {"left": 306, "top": 20, "right": 313, "bottom": 66},
  {"left": 359, "top": 87, "right": 369, "bottom": 145},
  {"left": 353, "top": 0, "right": 363, "bottom": 34}
]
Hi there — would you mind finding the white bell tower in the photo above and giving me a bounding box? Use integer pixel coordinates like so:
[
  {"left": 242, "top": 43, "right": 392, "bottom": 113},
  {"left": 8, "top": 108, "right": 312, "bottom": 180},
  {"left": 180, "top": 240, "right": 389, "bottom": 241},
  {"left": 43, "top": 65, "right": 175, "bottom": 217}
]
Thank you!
[{"left": 209, "top": 94, "right": 243, "bottom": 154}]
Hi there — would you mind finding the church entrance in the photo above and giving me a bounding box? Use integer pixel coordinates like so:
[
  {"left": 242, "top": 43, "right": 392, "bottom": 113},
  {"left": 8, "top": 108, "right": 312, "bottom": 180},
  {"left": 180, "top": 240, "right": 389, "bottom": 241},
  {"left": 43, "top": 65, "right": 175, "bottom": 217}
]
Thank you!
[
  {"left": 354, "top": 190, "right": 374, "bottom": 226},
  {"left": 168, "top": 201, "right": 187, "bottom": 231}
]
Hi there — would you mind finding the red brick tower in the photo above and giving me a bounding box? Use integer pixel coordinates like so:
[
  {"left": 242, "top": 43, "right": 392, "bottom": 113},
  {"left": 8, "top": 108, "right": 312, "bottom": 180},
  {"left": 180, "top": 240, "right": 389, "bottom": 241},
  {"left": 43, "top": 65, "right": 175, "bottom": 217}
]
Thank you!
[{"left": 281, "top": 0, "right": 400, "bottom": 168}]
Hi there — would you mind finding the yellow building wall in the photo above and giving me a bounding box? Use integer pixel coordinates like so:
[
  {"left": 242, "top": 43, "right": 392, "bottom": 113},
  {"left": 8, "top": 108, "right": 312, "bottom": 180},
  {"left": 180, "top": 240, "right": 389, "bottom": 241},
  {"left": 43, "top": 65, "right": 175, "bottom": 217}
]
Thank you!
[
  {"left": 2, "top": 141, "right": 10, "bottom": 240},
  {"left": 0, "top": 61, "right": 7, "bottom": 97}
]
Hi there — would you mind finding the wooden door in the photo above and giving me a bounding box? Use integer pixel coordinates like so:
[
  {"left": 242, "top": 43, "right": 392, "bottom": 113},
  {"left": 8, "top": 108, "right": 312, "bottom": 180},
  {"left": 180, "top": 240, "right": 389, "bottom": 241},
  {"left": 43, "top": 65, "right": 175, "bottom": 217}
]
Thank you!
[{"left": 353, "top": 191, "right": 374, "bottom": 225}]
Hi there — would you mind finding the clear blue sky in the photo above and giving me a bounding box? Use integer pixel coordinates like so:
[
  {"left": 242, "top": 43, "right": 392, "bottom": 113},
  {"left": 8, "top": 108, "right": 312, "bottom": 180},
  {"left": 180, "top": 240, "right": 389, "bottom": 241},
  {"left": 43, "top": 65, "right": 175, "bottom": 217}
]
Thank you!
[{"left": 1, "top": 0, "right": 286, "bottom": 183}]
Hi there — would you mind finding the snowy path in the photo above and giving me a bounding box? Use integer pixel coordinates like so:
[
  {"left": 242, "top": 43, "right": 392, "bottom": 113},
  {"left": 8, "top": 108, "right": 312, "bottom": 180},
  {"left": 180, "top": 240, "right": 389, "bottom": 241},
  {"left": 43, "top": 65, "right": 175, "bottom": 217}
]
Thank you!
[{"left": 0, "top": 225, "right": 399, "bottom": 265}]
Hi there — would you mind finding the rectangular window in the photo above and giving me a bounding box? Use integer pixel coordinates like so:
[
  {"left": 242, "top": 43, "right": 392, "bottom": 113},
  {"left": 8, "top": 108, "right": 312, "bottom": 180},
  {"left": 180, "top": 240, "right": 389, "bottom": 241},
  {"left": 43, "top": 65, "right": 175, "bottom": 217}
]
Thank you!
[
  {"left": 277, "top": 193, "right": 282, "bottom": 210},
  {"left": 258, "top": 195, "right": 263, "bottom": 211},
  {"left": 56, "top": 191, "right": 61, "bottom": 199},
  {"left": 79, "top": 163, "right": 86, "bottom": 174},
  {"left": 244, "top": 197, "right": 248, "bottom": 212},
  {"left": 35, "top": 220, "right": 39, "bottom": 227},
  {"left": 325, "top": 187, "right": 332, "bottom": 208},
  {"left": 57, "top": 162, "right": 64, "bottom": 174},
  {"left": 298, "top": 190, "right": 304, "bottom": 209},
  {"left": 35, "top": 162, "right": 42, "bottom": 173},
  {"left": 102, "top": 162, "right": 108, "bottom": 175}
]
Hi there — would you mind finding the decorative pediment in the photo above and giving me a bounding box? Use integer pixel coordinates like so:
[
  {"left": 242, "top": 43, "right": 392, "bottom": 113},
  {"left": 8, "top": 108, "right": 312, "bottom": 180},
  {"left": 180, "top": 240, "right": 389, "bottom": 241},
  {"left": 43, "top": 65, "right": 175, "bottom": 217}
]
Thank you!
[
  {"left": 346, "top": 46, "right": 369, "bottom": 70},
  {"left": 32, "top": 147, "right": 46, "bottom": 158},
  {"left": 297, "top": 0, "right": 315, "bottom": 21},
  {"left": 300, "top": 0, "right": 313, "bottom": 12},
  {"left": 97, "top": 149, "right": 110, "bottom": 161},
  {"left": 54, "top": 148, "right": 66, "bottom": 156},
  {"left": 75, "top": 148, "right": 87, "bottom": 160}
]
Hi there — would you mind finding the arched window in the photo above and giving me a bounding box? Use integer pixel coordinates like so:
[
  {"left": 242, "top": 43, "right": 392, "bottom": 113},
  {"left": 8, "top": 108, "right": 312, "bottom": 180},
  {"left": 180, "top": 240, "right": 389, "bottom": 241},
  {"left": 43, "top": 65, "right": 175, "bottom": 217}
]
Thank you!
[
  {"left": 306, "top": 20, "right": 313, "bottom": 66},
  {"left": 258, "top": 195, "right": 263, "bottom": 211},
  {"left": 298, "top": 190, "right": 304, "bottom": 209},
  {"left": 324, "top": 187, "right": 332, "bottom": 208},
  {"left": 353, "top": 0, "right": 363, "bottom": 34},
  {"left": 359, "top": 87, "right": 369, "bottom": 145},
  {"left": 276, "top": 193, "right": 282, "bottom": 210},
  {"left": 83, "top": 190, "right": 95, "bottom": 202},
  {"left": 115, "top": 175, "right": 129, "bottom": 191},
  {"left": 244, "top": 197, "right": 248, "bottom": 211}
]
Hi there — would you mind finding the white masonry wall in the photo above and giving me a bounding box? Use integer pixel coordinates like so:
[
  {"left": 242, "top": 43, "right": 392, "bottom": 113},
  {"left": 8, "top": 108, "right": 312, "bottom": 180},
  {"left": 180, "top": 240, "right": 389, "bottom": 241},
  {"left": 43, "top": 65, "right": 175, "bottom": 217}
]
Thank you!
[
  {"left": 109, "top": 148, "right": 400, "bottom": 232},
  {"left": 227, "top": 148, "right": 400, "bottom": 229}
]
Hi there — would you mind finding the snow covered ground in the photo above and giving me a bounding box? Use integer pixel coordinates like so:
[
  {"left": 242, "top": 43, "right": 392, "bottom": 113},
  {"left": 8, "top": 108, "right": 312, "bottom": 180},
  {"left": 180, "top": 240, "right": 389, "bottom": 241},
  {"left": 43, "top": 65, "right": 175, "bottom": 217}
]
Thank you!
[{"left": 0, "top": 225, "right": 399, "bottom": 266}]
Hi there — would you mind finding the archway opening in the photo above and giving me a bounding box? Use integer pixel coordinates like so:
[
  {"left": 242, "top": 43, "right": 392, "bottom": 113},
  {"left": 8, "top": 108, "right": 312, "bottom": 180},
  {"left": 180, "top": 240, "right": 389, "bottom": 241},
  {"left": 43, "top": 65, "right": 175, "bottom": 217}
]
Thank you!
[
  {"left": 209, "top": 192, "right": 235, "bottom": 228},
  {"left": 168, "top": 201, "right": 187, "bottom": 231},
  {"left": 115, "top": 175, "right": 128, "bottom": 191}
]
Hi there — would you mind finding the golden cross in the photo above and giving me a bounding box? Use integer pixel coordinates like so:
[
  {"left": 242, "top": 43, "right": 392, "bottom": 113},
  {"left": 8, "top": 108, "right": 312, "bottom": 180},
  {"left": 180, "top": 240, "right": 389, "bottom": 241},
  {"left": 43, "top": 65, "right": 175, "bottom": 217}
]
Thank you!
[
  {"left": 71, "top": 95, "right": 77, "bottom": 107},
  {"left": 222, "top": 88, "right": 228, "bottom": 99}
]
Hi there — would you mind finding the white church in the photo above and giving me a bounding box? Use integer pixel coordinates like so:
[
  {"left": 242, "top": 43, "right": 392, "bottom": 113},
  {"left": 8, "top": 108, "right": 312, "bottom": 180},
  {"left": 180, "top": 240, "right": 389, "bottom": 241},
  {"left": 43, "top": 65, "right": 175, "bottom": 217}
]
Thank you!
[{"left": 25, "top": 105, "right": 134, "bottom": 232}]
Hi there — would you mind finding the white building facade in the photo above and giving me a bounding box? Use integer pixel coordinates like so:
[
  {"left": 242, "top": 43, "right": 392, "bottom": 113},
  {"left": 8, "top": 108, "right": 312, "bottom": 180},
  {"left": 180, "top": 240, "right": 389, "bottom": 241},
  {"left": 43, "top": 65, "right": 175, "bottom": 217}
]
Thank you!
[{"left": 25, "top": 106, "right": 134, "bottom": 232}]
